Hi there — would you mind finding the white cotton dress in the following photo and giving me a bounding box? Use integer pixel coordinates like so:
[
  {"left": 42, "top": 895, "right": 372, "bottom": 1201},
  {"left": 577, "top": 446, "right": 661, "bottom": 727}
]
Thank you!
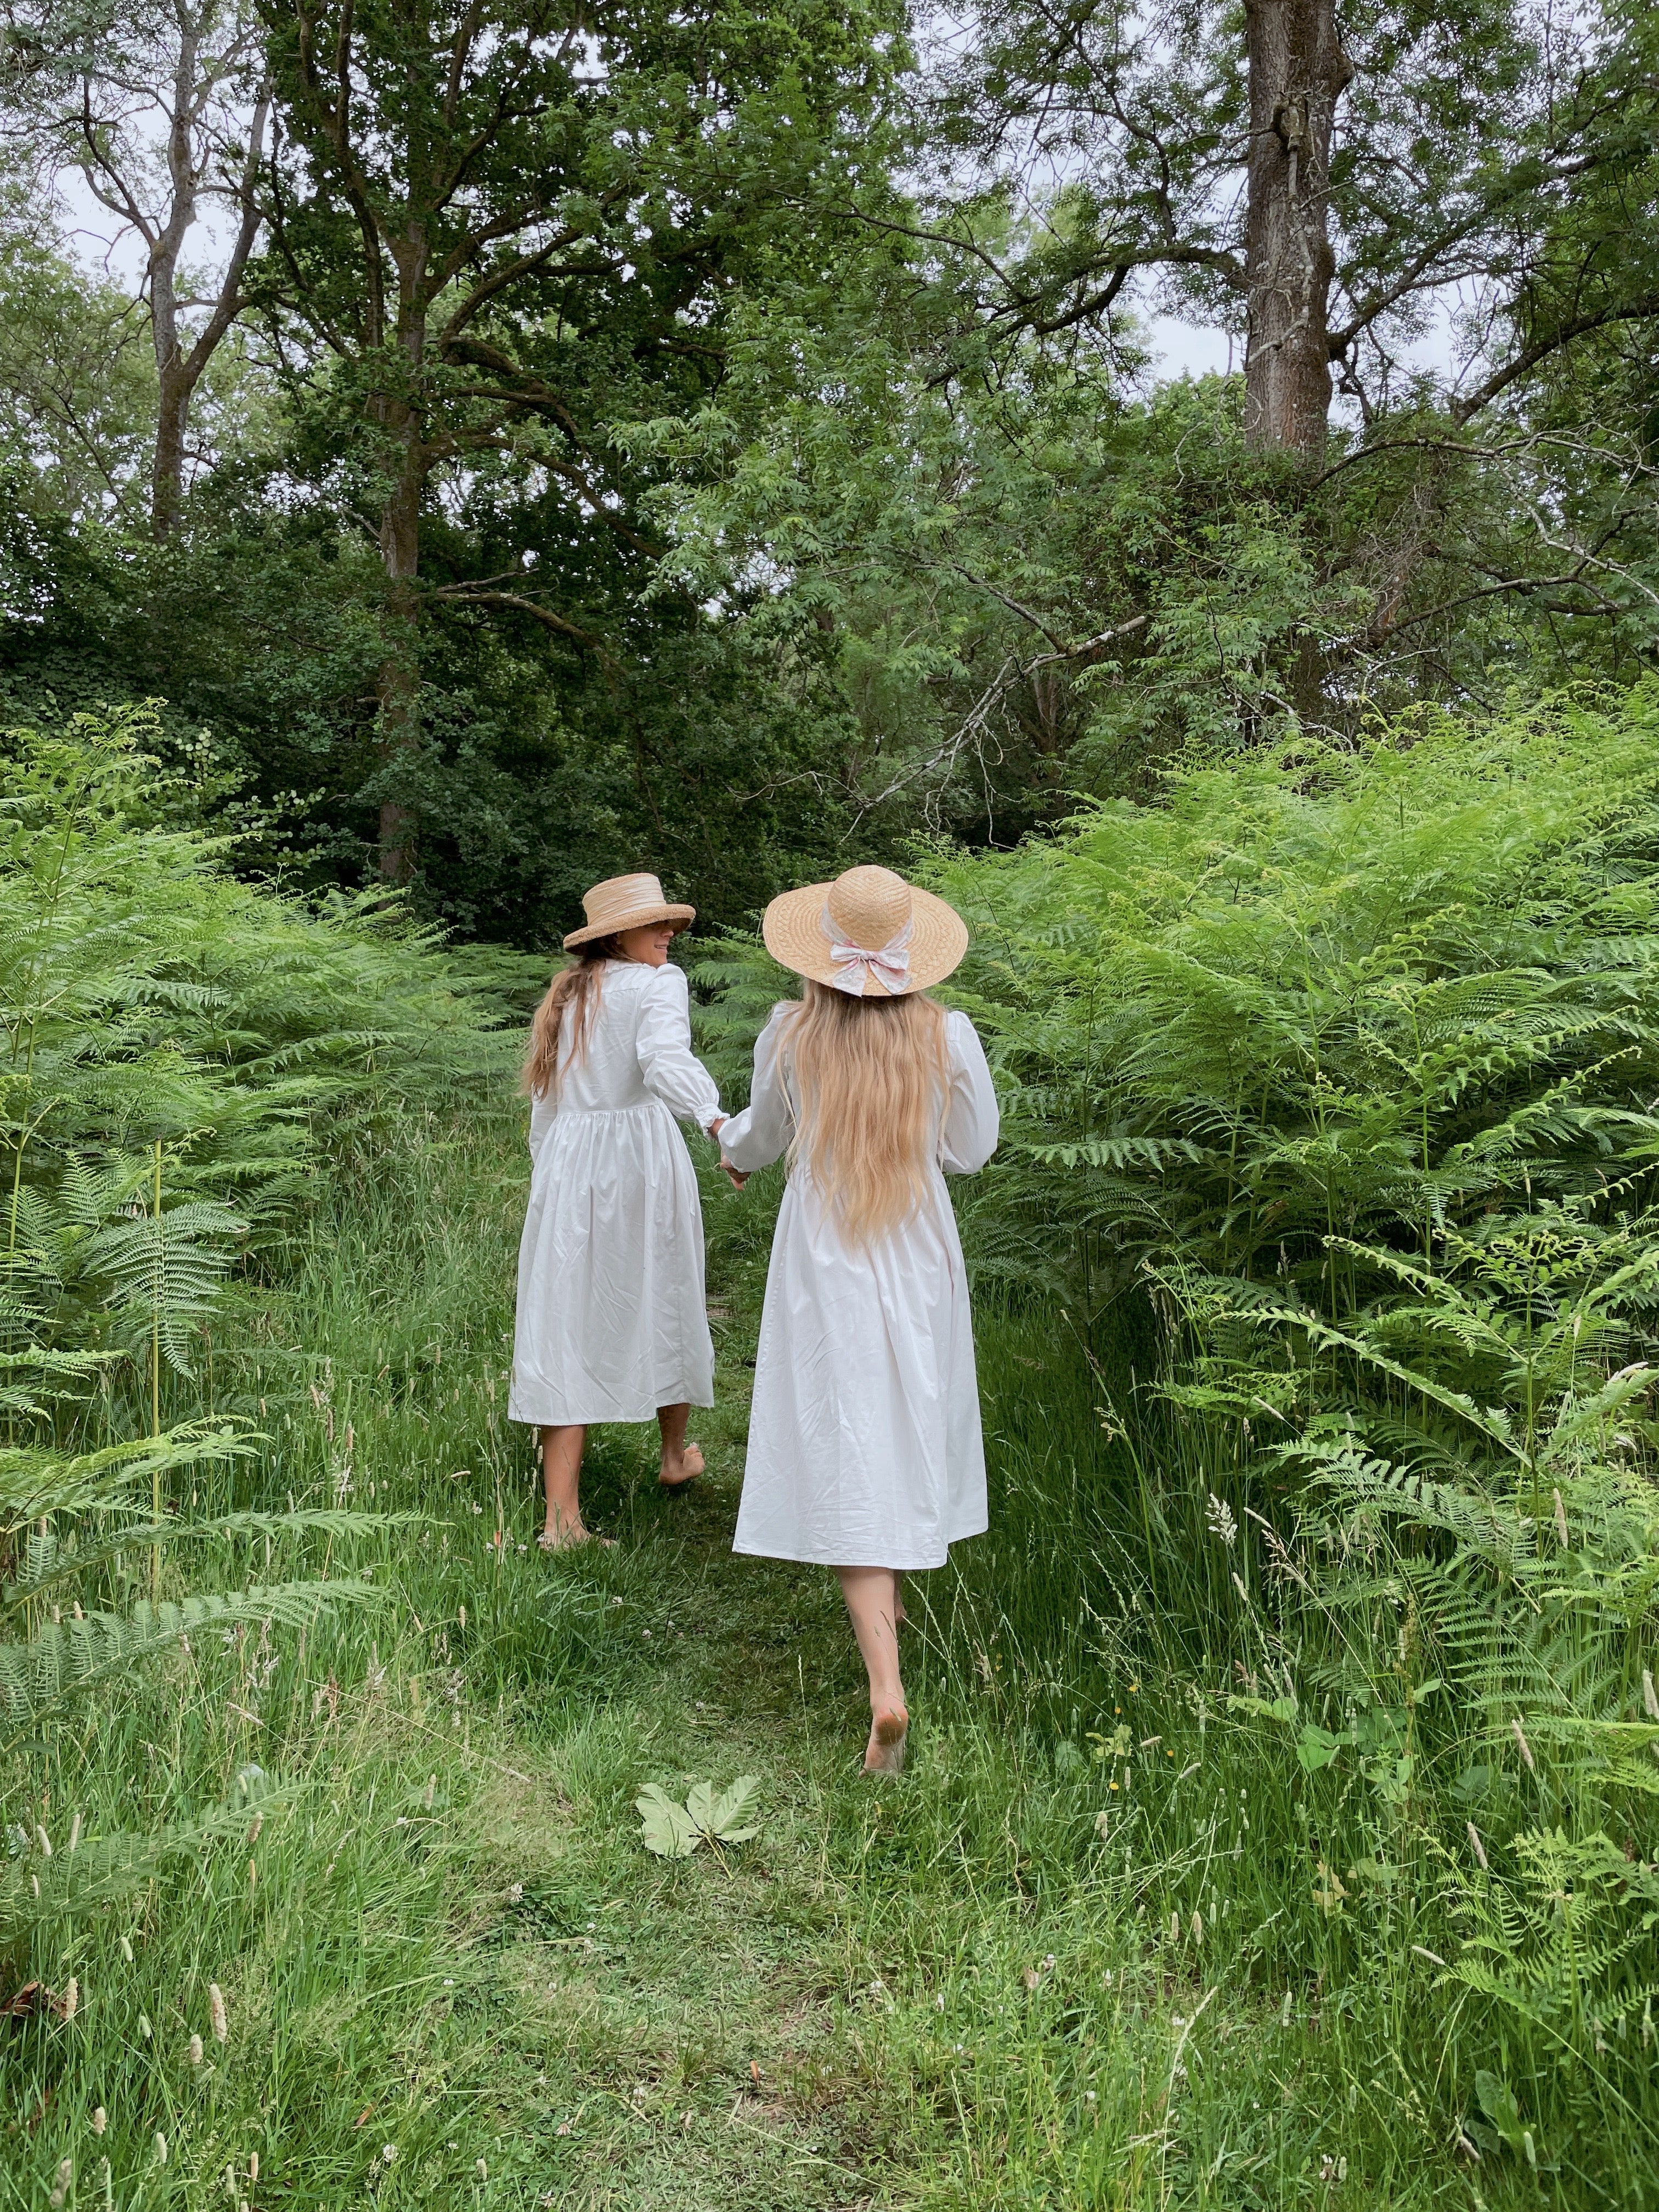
[
  {"left": 509, "top": 960, "right": 723, "bottom": 1428},
  {"left": 720, "top": 1005, "right": 1000, "bottom": 1569}
]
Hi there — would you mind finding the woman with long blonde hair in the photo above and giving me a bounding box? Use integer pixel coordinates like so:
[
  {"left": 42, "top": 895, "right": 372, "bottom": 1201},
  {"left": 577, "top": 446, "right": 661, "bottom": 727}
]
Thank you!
[
  {"left": 718, "top": 866, "right": 998, "bottom": 1771},
  {"left": 510, "top": 873, "right": 726, "bottom": 1546}
]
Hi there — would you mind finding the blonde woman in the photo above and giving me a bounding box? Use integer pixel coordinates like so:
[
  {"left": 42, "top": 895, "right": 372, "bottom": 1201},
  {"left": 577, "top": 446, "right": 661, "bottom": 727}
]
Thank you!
[
  {"left": 718, "top": 865, "right": 998, "bottom": 1771},
  {"left": 510, "top": 874, "right": 726, "bottom": 1547}
]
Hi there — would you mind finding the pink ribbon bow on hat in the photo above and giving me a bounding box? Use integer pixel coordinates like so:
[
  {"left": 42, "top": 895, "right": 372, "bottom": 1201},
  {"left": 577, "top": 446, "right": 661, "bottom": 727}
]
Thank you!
[{"left": 822, "top": 909, "right": 913, "bottom": 996}]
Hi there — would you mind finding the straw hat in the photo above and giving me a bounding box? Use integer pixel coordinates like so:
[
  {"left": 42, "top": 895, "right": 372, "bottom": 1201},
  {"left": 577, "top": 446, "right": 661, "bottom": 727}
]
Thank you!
[
  {"left": 563, "top": 872, "right": 695, "bottom": 950},
  {"left": 762, "top": 865, "right": 968, "bottom": 997}
]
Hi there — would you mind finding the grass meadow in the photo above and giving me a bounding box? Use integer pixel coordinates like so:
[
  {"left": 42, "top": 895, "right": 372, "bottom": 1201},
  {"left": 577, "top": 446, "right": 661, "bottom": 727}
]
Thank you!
[
  {"left": 8, "top": 704, "right": 1659, "bottom": 2207},
  {"left": 9, "top": 1107, "right": 1643, "bottom": 2209}
]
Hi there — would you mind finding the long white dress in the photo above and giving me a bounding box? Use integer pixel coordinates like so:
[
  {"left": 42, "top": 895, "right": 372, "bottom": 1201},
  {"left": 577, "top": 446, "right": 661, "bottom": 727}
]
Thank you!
[
  {"left": 509, "top": 960, "right": 723, "bottom": 1428},
  {"left": 720, "top": 1005, "right": 1000, "bottom": 1569}
]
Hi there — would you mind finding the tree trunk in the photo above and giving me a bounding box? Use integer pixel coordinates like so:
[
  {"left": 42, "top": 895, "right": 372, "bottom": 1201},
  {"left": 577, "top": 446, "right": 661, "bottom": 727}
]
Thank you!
[
  {"left": 148, "top": 211, "right": 191, "bottom": 537},
  {"left": 152, "top": 361, "right": 190, "bottom": 537},
  {"left": 376, "top": 426, "right": 423, "bottom": 883},
  {"left": 374, "top": 221, "right": 434, "bottom": 884},
  {"left": 1243, "top": 0, "right": 1352, "bottom": 455}
]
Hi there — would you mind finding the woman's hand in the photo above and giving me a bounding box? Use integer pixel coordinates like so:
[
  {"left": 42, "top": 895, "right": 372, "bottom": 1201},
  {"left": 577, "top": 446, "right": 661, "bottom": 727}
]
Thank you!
[{"left": 720, "top": 1160, "right": 748, "bottom": 1191}]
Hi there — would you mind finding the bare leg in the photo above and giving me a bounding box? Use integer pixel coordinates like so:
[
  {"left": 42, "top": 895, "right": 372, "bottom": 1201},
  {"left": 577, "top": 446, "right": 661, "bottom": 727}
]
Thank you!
[
  {"left": 656, "top": 1401, "right": 704, "bottom": 1488},
  {"left": 538, "top": 1424, "right": 592, "bottom": 1547},
  {"left": 834, "top": 1566, "right": 907, "bottom": 1773}
]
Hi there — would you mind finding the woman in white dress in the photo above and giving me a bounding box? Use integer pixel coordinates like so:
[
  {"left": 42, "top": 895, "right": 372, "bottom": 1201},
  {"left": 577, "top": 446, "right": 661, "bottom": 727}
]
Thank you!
[
  {"left": 718, "top": 865, "right": 998, "bottom": 1771},
  {"left": 510, "top": 873, "right": 726, "bottom": 1548}
]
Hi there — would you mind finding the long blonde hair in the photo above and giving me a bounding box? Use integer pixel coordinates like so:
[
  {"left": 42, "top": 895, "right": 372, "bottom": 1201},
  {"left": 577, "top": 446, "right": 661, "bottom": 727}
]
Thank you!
[
  {"left": 780, "top": 981, "right": 949, "bottom": 1244},
  {"left": 523, "top": 938, "right": 622, "bottom": 1099}
]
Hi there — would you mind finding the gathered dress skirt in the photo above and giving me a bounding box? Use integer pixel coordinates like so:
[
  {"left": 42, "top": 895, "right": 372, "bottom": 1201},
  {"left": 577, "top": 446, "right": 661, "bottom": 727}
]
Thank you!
[{"left": 508, "top": 1097, "right": 714, "bottom": 1427}]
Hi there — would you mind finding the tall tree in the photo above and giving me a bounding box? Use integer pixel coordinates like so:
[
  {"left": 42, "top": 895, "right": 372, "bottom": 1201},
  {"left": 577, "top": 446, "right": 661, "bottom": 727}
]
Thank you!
[
  {"left": 256, "top": 0, "right": 899, "bottom": 878},
  {"left": 1243, "top": 0, "right": 1351, "bottom": 453},
  {"left": 2, "top": 0, "right": 270, "bottom": 531},
  {"left": 919, "top": 0, "right": 1658, "bottom": 454}
]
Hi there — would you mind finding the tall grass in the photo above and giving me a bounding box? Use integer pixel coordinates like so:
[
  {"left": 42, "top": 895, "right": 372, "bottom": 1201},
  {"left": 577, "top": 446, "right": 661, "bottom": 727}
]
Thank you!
[
  {"left": 0, "top": 710, "right": 593, "bottom": 2201},
  {"left": 1, "top": 1105, "right": 645, "bottom": 2205},
  {"left": 10, "top": 691, "right": 1659, "bottom": 2201},
  {"left": 691, "top": 690, "right": 1659, "bottom": 2194}
]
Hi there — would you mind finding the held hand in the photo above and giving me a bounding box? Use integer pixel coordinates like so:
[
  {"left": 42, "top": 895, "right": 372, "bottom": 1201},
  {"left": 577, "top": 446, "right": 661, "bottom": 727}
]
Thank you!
[{"left": 720, "top": 1160, "right": 748, "bottom": 1191}]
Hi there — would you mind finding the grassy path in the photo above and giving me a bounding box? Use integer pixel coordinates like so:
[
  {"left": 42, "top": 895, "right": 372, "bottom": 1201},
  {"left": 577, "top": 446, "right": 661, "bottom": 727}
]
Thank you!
[
  {"left": 265, "top": 1135, "right": 1468, "bottom": 2212},
  {"left": 338, "top": 1147, "right": 1164, "bottom": 2212},
  {"left": 32, "top": 1132, "right": 1468, "bottom": 2211}
]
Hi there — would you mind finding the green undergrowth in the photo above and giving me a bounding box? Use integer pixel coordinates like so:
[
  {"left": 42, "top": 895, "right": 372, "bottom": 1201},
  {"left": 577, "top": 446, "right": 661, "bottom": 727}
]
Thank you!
[
  {"left": 8, "top": 1115, "right": 1650, "bottom": 2206},
  {"left": 7, "top": 702, "right": 1659, "bottom": 2205}
]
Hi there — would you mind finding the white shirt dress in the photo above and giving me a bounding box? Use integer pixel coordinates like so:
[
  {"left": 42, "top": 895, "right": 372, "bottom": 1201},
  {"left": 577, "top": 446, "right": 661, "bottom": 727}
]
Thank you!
[
  {"left": 509, "top": 960, "right": 723, "bottom": 1428},
  {"left": 719, "top": 1005, "right": 1000, "bottom": 1570}
]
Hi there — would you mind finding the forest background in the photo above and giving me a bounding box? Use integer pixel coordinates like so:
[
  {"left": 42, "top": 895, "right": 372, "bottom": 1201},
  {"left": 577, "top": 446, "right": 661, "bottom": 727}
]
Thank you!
[{"left": 6, "top": 0, "right": 1659, "bottom": 2204}]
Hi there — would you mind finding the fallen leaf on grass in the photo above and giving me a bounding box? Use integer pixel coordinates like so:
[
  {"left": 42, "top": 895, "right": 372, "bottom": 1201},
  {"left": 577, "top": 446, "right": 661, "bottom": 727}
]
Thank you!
[
  {"left": 1, "top": 1983, "right": 75, "bottom": 2021},
  {"left": 635, "top": 1784, "right": 699, "bottom": 1858},
  {"left": 635, "top": 1776, "right": 762, "bottom": 1857}
]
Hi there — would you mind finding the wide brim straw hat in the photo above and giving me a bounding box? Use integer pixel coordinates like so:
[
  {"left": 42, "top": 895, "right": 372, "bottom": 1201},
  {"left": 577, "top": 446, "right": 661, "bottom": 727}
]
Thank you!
[
  {"left": 761, "top": 864, "right": 968, "bottom": 997},
  {"left": 563, "top": 872, "right": 695, "bottom": 950}
]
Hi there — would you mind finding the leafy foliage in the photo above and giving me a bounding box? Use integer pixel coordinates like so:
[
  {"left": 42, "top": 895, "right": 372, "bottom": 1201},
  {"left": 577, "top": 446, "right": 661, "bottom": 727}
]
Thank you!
[{"left": 0, "top": 704, "right": 515, "bottom": 1953}]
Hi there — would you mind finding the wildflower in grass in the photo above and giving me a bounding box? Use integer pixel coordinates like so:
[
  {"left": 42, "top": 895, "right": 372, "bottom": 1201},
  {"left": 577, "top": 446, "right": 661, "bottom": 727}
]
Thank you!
[
  {"left": 477, "top": 2158, "right": 488, "bottom": 2180},
  {"left": 67, "top": 1812, "right": 82, "bottom": 1853},
  {"left": 249, "top": 2153, "right": 259, "bottom": 2182},
  {"left": 247, "top": 1813, "right": 263, "bottom": 1848},
  {"left": 381, "top": 2145, "right": 397, "bottom": 2165},
  {"left": 1466, "top": 1821, "right": 1488, "bottom": 1871},
  {"left": 63, "top": 1977, "right": 78, "bottom": 2020},
  {"left": 190, "top": 2033, "right": 205, "bottom": 2066},
  {"left": 119, "top": 1936, "right": 133, "bottom": 1962},
  {"left": 210, "top": 1984, "right": 228, "bottom": 2042},
  {"left": 1192, "top": 1910, "right": 1204, "bottom": 1943},
  {"left": 138, "top": 2013, "right": 151, "bottom": 2040},
  {"left": 154, "top": 2132, "right": 168, "bottom": 2166},
  {"left": 48, "top": 2157, "right": 72, "bottom": 2207},
  {"left": 1552, "top": 1488, "right": 1570, "bottom": 1548},
  {"left": 92, "top": 2107, "right": 106, "bottom": 2134},
  {"left": 1205, "top": 1493, "right": 1237, "bottom": 1545},
  {"left": 1511, "top": 1716, "right": 1536, "bottom": 1773},
  {"left": 36, "top": 1824, "right": 51, "bottom": 1857},
  {"left": 1644, "top": 1669, "right": 1659, "bottom": 1722}
]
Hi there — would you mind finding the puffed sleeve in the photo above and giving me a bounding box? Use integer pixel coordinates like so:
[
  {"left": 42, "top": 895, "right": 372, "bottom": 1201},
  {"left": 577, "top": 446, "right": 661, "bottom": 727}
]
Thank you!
[
  {"left": 635, "top": 963, "right": 724, "bottom": 1131},
  {"left": 939, "top": 1010, "right": 999, "bottom": 1174},
  {"left": 718, "top": 1007, "right": 795, "bottom": 1172}
]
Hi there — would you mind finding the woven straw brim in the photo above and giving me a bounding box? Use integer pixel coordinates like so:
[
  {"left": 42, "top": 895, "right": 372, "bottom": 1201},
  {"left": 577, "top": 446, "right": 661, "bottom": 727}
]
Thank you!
[
  {"left": 563, "top": 901, "right": 695, "bottom": 950},
  {"left": 761, "top": 883, "right": 968, "bottom": 995}
]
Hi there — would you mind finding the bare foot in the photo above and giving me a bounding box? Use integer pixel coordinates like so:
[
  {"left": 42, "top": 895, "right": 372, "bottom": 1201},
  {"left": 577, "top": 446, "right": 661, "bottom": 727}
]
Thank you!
[
  {"left": 864, "top": 1705, "right": 909, "bottom": 1775},
  {"left": 659, "top": 1441, "right": 705, "bottom": 1490},
  {"left": 537, "top": 1522, "right": 615, "bottom": 1551}
]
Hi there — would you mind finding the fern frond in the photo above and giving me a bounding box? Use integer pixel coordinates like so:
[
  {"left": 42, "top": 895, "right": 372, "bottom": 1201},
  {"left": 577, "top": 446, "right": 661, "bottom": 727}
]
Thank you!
[{"left": 0, "top": 1577, "right": 383, "bottom": 1748}]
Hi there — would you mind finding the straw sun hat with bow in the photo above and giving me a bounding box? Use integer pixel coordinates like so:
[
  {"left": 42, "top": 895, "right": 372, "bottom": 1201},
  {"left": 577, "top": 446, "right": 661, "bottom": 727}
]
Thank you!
[
  {"left": 763, "top": 865, "right": 968, "bottom": 997},
  {"left": 563, "top": 873, "right": 695, "bottom": 951}
]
